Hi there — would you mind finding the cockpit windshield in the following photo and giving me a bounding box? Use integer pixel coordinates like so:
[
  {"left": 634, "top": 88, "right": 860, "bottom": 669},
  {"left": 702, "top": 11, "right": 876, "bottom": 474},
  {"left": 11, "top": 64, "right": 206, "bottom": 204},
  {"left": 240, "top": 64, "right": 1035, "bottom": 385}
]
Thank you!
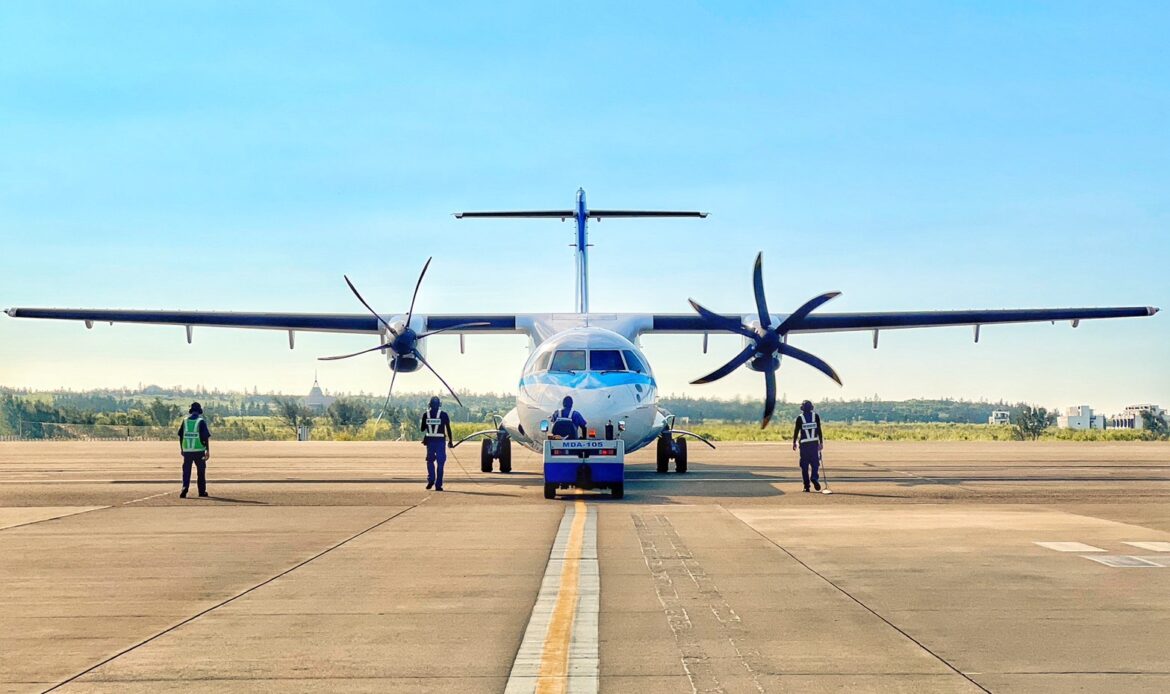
[
  {"left": 549, "top": 349, "right": 587, "bottom": 372},
  {"left": 589, "top": 350, "right": 626, "bottom": 371},
  {"left": 622, "top": 350, "right": 647, "bottom": 374}
]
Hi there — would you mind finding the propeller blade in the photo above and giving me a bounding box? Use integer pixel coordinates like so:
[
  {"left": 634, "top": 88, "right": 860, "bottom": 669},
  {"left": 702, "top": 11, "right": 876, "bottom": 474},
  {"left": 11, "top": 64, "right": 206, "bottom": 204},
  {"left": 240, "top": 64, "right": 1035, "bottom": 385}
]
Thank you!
[
  {"left": 690, "top": 343, "right": 757, "bottom": 384},
  {"left": 374, "top": 367, "right": 400, "bottom": 425},
  {"left": 417, "top": 321, "right": 491, "bottom": 339},
  {"left": 752, "top": 252, "right": 771, "bottom": 329},
  {"left": 687, "top": 299, "right": 755, "bottom": 338},
  {"left": 318, "top": 342, "right": 393, "bottom": 361},
  {"left": 404, "top": 257, "right": 433, "bottom": 328},
  {"left": 775, "top": 291, "right": 842, "bottom": 334},
  {"left": 761, "top": 365, "right": 777, "bottom": 429},
  {"left": 343, "top": 275, "right": 395, "bottom": 334},
  {"left": 412, "top": 348, "right": 463, "bottom": 408},
  {"left": 779, "top": 342, "right": 844, "bottom": 386}
]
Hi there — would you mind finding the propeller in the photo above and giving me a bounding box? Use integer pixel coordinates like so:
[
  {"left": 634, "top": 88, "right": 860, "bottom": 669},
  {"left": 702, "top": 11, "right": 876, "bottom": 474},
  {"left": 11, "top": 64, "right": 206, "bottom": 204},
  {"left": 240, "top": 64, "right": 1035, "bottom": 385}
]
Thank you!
[
  {"left": 319, "top": 257, "right": 487, "bottom": 415},
  {"left": 689, "top": 252, "right": 843, "bottom": 429}
]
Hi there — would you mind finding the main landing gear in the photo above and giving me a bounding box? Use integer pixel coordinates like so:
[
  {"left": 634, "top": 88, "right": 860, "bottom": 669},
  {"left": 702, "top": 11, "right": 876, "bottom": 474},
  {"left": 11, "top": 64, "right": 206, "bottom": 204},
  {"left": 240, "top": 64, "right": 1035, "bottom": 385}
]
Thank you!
[
  {"left": 480, "top": 428, "right": 512, "bottom": 473},
  {"left": 656, "top": 432, "right": 688, "bottom": 474}
]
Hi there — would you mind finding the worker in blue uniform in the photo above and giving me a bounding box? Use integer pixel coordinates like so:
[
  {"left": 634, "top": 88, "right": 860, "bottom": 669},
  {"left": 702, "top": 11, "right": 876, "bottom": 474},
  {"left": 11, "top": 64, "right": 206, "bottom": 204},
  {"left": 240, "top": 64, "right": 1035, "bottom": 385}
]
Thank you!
[
  {"left": 419, "top": 396, "right": 453, "bottom": 491},
  {"left": 791, "top": 400, "right": 823, "bottom": 492},
  {"left": 177, "top": 402, "right": 211, "bottom": 498},
  {"left": 549, "top": 396, "right": 588, "bottom": 439}
]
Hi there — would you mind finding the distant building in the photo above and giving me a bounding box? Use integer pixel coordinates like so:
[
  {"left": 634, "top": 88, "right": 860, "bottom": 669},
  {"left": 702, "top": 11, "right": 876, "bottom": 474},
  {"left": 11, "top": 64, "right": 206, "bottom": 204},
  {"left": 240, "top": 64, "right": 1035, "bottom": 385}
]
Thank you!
[
  {"left": 1057, "top": 405, "right": 1106, "bottom": 430},
  {"left": 304, "top": 375, "right": 335, "bottom": 413},
  {"left": 1109, "top": 404, "right": 1165, "bottom": 430},
  {"left": 988, "top": 410, "right": 1011, "bottom": 425}
]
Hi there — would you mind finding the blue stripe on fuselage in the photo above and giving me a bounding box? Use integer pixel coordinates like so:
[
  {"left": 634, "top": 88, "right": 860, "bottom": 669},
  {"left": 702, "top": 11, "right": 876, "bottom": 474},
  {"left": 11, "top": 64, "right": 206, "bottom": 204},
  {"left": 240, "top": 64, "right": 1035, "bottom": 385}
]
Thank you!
[{"left": 519, "top": 371, "right": 655, "bottom": 389}]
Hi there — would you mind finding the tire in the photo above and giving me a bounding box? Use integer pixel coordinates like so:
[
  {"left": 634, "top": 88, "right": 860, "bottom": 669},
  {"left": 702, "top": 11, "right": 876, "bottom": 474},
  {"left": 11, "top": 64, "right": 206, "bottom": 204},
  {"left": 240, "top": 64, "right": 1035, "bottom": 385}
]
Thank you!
[
  {"left": 674, "top": 437, "right": 688, "bottom": 474},
  {"left": 544, "top": 483, "right": 557, "bottom": 500},
  {"left": 656, "top": 435, "right": 670, "bottom": 473},
  {"left": 499, "top": 438, "right": 512, "bottom": 473},
  {"left": 611, "top": 483, "right": 624, "bottom": 499},
  {"left": 480, "top": 438, "right": 493, "bottom": 473}
]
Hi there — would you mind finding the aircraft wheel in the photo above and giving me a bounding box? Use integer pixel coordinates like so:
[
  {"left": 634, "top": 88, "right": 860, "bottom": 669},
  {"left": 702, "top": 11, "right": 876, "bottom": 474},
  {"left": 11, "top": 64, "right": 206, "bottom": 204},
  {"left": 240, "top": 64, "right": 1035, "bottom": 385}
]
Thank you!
[
  {"left": 674, "top": 437, "right": 688, "bottom": 473},
  {"left": 656, "top": 435, "right": 670, "bottom": 473},
  {"left": 480, "top": 439, "right": 493, "bottom": 473},
  {"left": 544, "top": 483, "right": 557, "bottom": 500},
  {"left": 611, "top": 483, "right": 624, "bottom": 499},
  {"left": 499, "top": 438, "right": 512, "bottom": 473}
]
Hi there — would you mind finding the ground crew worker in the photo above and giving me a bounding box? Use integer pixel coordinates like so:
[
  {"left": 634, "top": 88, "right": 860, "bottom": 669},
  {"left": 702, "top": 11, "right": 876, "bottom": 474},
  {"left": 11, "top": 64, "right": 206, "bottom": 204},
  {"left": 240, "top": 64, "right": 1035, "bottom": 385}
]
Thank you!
[
  {"left": 549, "top": 395, "right": 588, "bottom": 439},
  {"left": 419, "top": 396, "right": 453, "bottom": 491},
  {"left": 791, "top": 400, "right": 823, "bottom": 492},
  {"left": 178, "top": 402, "right": 210, "bottom": 498}
]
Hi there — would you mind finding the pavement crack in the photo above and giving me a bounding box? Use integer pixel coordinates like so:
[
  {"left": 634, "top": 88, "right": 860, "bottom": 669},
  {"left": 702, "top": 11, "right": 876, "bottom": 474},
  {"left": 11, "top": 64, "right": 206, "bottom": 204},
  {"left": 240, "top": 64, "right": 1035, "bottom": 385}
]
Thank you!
[{"left": 42, "top": 502, "right": 424, "bottom": 693}]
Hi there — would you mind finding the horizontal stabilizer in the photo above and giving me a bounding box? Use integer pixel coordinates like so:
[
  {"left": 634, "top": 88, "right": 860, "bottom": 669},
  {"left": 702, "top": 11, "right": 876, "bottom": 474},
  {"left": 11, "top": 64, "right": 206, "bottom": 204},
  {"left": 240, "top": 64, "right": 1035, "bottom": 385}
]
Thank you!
[
  {"left": 454, "top": 210, "right": 574, "bottom": 219},
  {"left": 588, "top": 210, "right": 708, "bottom": 219}
]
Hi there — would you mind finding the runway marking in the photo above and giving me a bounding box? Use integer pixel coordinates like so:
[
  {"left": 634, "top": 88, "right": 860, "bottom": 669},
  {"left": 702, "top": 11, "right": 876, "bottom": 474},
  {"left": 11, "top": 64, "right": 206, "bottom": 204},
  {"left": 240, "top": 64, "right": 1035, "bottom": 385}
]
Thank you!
[
  {"left": 121, "top": 490, "right": 174, "bottom": 505},
  {"left": 1034, "top": 541, "right": 1105, "bottom": 552},
  {"left": 1082, "top": 555, "right": 1163, "bottom": 568},
  {"left": 632, "top": 512, "right": 765, "bottom": 694},
  {"left": 1124, "top": 541, "right": 1170, "bottom": 552},
  {"left": 506, "top": 500, "right": 598, "bottom": 694}
]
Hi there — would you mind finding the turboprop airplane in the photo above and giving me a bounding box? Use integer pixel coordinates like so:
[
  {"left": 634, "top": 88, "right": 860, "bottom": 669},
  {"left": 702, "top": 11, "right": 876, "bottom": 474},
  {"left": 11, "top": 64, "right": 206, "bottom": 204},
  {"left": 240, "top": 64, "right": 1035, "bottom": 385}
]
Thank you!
[{"left": 4, "top": 188, "right": 1160, "bottom": 475}]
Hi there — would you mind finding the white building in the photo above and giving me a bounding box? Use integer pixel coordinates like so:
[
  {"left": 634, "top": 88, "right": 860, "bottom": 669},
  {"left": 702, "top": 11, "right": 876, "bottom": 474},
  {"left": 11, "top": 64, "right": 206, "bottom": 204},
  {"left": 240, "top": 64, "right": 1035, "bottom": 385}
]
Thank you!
[
  {"left": 1057, "top": 405, "right": 1106, "bottom": 430},
  {"left": 988, "top": 410, "right": 1011, "bottom": 425},
  {"left": 304, "top": 375, "right": 336, "bottom": 413},
  {"left": 1109, "top": 404, "right": 1165, "bottom": 430}
]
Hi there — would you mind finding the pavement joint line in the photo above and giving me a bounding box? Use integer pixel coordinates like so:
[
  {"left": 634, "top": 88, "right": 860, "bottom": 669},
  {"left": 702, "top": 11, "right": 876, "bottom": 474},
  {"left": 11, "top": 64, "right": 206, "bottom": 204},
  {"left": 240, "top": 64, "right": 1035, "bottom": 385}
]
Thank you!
[
  {"left": 505, "top": 500, "right": 598, "bottom": 694},
  {"left": 41, "top": 502, "right": 425, "bottom": 694},
  {"left": 721, "top": 505, "right": 992, "bottom": 694}
]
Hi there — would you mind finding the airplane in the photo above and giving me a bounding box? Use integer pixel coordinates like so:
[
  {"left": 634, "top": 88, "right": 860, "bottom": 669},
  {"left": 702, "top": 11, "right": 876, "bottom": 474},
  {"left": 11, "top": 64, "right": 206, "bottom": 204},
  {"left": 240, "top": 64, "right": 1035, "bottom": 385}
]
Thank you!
[{"left": 4, "top": 187, "right": 1160, "bottom": 475}]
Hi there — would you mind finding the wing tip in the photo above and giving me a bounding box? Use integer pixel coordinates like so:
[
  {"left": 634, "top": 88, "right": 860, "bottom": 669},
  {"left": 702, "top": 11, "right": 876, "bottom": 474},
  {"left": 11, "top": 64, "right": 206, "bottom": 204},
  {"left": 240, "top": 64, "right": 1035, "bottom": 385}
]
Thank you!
[
  {"left": 4, "top": 308, "right": 16, "bottom": 317},
  {"left": 1150, "top": 306, "right": 1161, "bottom": 316}
]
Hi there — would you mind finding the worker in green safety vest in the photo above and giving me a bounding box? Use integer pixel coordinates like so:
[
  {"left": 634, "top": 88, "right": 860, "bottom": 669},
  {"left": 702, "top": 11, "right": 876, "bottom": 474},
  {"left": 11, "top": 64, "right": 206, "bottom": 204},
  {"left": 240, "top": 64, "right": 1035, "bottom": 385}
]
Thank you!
[{"left": 177, "top": 402, "right": 211, "bottom": 498}]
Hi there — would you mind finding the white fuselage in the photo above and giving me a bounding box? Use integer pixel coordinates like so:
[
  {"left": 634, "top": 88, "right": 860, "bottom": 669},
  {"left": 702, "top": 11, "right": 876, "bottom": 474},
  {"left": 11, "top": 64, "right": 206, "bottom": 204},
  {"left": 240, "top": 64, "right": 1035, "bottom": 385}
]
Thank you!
[{"left": 500, "top": 327, "right": 665, "bottom": 454}]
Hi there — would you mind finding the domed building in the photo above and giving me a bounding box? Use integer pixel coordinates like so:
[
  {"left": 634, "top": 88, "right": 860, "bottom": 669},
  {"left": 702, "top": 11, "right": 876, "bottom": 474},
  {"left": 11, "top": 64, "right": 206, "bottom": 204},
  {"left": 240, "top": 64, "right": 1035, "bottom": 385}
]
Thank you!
[{"left": 304, "top": 374, "right": 336, "bottom": 413}]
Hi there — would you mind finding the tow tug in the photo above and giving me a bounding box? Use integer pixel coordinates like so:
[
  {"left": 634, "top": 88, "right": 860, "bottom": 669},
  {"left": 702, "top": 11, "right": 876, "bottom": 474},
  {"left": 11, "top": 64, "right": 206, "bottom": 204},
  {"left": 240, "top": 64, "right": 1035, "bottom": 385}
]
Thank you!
[{"left": 542, "top": 436, "right": 625, "bottom": 499}]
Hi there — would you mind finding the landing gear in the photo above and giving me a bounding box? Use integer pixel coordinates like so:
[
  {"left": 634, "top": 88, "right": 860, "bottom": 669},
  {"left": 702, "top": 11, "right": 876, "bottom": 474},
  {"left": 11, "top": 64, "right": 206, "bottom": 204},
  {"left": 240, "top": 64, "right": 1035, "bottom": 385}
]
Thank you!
[
  {"left": 544, "top": 483, "right": 557, "bottom": 499},
  {"left": 655, "top": 432, "right": 689, "bottom": 473},
  {"left": 674, "top": 437, "right": 688, "bottom": 474},
  {"left": 480, "top": 428, "right": 512, "bottom": 473},
  {"left": 611, "top": 482, "right": 624, "bottom": 499}
]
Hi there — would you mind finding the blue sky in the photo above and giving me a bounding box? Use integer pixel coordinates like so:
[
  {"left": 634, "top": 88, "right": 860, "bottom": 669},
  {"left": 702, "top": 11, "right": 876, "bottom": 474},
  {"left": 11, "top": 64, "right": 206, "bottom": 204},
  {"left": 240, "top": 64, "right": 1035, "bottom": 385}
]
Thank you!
[{"left": 1, "top": 1, "right": 1167, "bottom": 414}]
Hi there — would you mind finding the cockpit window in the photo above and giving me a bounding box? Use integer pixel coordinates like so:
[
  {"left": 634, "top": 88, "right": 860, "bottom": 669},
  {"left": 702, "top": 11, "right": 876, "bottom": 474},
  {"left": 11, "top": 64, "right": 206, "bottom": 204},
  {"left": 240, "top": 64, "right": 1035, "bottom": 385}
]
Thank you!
[
  {"left": 622, "top": 350, "right": 647, "bottom": 374},
  {"left": 549, "top": 349, "right": 586, "bottom": 372},
  {"left": 534, "top": 351, "right": 553, "bottom": 372},
  {"left": 589, "top": 350, "right": 626, "bottom": 372}
]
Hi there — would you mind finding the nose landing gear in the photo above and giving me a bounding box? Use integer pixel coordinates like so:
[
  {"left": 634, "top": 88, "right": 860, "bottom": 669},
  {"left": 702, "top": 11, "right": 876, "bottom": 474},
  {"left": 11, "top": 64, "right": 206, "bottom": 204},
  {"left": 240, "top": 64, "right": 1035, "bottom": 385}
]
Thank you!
[
  {"left": 479, "top": 428, "right": 512, "bottom": 473},
  {"left": 655, "top": 433, "right": 688, "bottom": 474}
]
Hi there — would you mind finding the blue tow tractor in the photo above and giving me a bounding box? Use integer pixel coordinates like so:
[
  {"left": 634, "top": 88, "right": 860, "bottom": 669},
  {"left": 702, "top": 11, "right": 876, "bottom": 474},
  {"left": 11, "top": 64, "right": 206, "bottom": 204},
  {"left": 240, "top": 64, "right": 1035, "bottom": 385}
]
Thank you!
[{"left": 543, "top": 439, "right": 625, "bottom": 499}]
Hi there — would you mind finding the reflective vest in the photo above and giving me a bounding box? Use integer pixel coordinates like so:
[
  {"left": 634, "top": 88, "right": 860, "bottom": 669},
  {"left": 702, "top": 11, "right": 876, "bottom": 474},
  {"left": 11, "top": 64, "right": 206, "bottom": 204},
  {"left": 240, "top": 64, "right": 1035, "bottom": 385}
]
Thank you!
[
  {"left": 181, "top": 417, "right": 207, "bottom": 453},
  {"left": 423, "top": 410, "right": 445, "bottom": 438},
  {"left": 799, "top": 412, "right": 820, "bottom": 445},
  {"left": 551, "top": 408, "right": 579, "bottom": 438}
]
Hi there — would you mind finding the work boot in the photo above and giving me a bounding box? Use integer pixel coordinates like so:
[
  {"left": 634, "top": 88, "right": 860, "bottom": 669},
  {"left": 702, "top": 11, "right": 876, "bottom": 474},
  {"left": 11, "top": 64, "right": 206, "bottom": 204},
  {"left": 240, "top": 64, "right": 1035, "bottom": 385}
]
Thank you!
[
  {"left": 198, "top": 491, "right": 209, "bottom": 498},
  {"left": 435, "top": 486, "right": 444, "bottom": 492},
  {"left": 180, "top": 488, "right": 188, "bottom": 498},
  {"left": 803, "top": 487, "right": 810, "bottom": 493},
  {"left": 813, "top": 481, "right": 821, "bottom": 491},
  {"left": 426, "top": 481, "right": 434, "bottom": 490}
]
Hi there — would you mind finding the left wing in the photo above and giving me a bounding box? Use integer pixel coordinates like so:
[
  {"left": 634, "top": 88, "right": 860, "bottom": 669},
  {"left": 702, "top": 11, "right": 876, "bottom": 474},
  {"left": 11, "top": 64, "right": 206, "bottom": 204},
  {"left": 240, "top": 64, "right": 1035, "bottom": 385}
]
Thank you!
[
  {"left": 644, "top": 306, "right": 1158, "bottom": 335},
  {"left": 3, "top": 308, "right": 524, "bottom": 338}
]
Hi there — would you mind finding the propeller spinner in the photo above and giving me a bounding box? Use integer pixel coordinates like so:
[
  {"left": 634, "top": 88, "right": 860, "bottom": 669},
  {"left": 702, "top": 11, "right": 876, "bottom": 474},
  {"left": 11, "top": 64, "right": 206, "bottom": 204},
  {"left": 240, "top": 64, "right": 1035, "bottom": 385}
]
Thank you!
[
  {"left": 689, "top": 252, "right": 843, "bottom": 428},
  {"left": 319, "top": 257, "right": 486, "bottom": 416}
]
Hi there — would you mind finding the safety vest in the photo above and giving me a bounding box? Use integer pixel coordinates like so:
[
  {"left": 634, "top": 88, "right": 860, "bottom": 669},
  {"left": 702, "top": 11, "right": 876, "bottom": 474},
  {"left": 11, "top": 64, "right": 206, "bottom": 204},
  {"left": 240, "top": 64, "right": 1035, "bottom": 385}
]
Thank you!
[
  {"left": 423, "top": 410, "right": 445, "bottom": 438},
  {"left": 799, "top": 412, "right": 819, "bottom": 445},
  {"left": 181, "top": 417, "right": 207, "bottom": 452},
  {"left": 551, "top": 408, "right": 579, "bottom": 438}
]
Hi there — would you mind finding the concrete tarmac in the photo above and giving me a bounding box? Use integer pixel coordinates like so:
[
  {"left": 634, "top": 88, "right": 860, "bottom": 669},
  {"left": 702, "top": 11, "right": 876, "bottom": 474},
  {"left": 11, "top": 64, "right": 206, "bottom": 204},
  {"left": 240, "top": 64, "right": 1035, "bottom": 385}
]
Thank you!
[{"left": 1, "top": 440, "right": 1168, "bottom": 692}]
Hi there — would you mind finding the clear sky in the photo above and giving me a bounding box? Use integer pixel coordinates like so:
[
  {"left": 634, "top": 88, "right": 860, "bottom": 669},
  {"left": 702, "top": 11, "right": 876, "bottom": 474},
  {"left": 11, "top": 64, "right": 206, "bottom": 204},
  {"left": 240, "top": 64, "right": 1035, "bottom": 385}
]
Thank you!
[{"left": 1, "top": 1, "right": 1167, "bottom": 414}]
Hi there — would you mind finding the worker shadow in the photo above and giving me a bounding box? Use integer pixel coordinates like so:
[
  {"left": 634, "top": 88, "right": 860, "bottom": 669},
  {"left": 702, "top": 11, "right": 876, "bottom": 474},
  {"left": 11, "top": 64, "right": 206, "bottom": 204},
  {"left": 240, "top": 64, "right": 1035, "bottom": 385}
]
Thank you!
[{"left": 197, "top": 496, "right": 269, "bottom": 505}]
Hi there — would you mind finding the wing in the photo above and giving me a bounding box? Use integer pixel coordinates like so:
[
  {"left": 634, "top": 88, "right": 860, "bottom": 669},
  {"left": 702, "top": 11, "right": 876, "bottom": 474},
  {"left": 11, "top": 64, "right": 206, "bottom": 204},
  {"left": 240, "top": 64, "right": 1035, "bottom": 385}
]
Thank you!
[
  {"left": 4, "top": 308, "right": 524, "bottom": 336},
  {"left": 453, "top": 210, "right": 574, "bottom": 219},
  {"left": 588, "top": 210, "right": 708, "bottom": 219},
  {"left": 643, "top": 306, "right": 1159, "bottom": 334}
]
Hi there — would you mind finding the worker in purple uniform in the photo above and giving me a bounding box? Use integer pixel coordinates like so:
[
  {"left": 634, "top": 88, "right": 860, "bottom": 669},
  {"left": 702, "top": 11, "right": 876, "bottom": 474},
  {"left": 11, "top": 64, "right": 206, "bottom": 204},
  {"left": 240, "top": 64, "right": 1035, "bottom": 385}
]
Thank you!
[
  {"left": 549, "top": 395, "right": 588, "bottom": 440},
  {"left": 419, "top": 396, "right": 453, "bottom": 491},
  {"left": 791, "top": 400, "right": 823, "bottom": 492}
]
